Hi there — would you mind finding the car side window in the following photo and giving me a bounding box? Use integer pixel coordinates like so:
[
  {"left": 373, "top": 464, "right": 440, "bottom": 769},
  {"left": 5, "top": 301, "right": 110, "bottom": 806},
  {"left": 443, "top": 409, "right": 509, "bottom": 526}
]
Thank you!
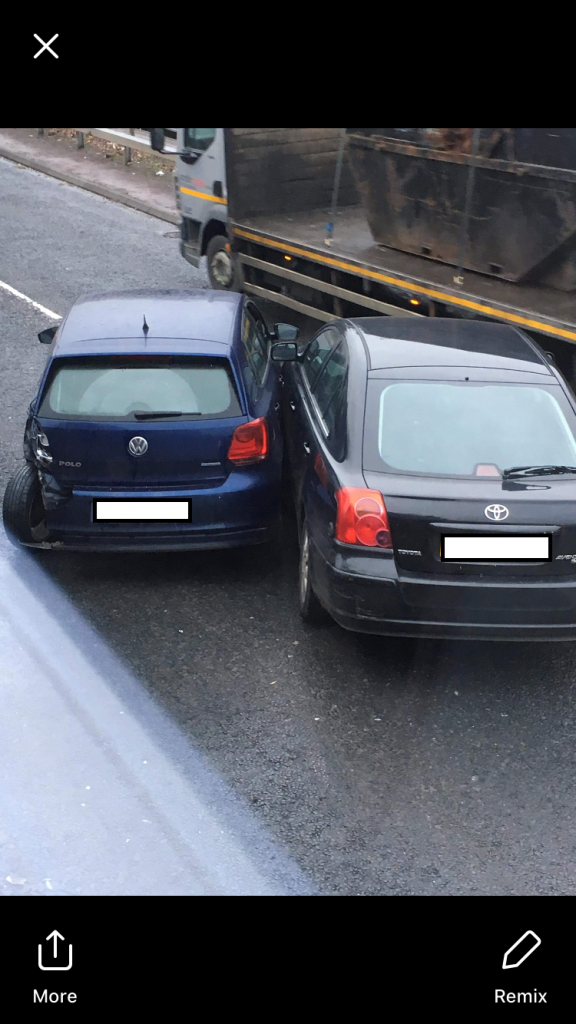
[
  {"left": 247, "top": 303, "right": 270, "bottom": 349},
  {"left": 242, "top": 310, "right": 268, "bottom": 387},
  {"left": 302, "top": 328, "right": 339, "bottom": 391},
  {"left": 313, "top": 341, "right": 348, "bottom": 460},
  {"left": 183, "top": 129, "right": 217, "bottom": 152}
]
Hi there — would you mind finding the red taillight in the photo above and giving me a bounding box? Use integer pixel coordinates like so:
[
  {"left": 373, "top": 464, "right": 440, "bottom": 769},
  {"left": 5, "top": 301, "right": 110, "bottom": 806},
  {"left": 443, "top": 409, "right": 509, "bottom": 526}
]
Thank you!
[
  {"left": 227, "top": 417, "right": 268, "bottom": 465},
  {"left": 335, "top": 488, "right": 393, "bottom": 548}
]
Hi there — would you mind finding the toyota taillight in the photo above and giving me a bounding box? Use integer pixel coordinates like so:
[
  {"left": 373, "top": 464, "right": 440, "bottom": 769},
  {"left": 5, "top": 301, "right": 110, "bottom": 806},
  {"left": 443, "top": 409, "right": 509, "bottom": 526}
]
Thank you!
[
  {"left": 227, "top": 417, "right": 268, "bottom": 465},
  {"left": 335, "top": 488, "right": 392, "bottom": 548}
]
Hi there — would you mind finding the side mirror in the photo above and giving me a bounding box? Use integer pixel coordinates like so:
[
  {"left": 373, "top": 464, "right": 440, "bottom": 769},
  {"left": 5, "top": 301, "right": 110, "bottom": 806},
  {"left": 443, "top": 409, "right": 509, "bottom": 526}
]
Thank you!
[
  {"left": 271, "top": 342, "right": 298, "bottom": 362},
  {"left": 38, "top": 326, "right": 57, "bottom": 344},
  {"left": 272, "top": 323, "right": 299, "bottom": 342},
  {"left": 150, "top": 128, "right": 165, "bottom": 153}
]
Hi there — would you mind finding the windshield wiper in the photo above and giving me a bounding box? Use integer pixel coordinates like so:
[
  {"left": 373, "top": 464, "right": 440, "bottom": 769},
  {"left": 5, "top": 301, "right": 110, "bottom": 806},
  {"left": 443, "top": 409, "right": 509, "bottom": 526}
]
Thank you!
[
  {"left": 502, "top": 464, "right": 576, "bottom": 478},
  {"left": 133, "top": 411, "right": 190, "bottom": 420}
]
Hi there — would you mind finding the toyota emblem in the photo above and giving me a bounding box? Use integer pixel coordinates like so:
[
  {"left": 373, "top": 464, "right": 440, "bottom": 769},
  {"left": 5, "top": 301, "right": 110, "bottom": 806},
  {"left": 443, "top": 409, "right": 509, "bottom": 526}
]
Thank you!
[
  {"left": 128, "top": 436, "right": 149, "bottom": 456},
  {"left": 485, "top": 504, "right": 509, "bottom": 522}
]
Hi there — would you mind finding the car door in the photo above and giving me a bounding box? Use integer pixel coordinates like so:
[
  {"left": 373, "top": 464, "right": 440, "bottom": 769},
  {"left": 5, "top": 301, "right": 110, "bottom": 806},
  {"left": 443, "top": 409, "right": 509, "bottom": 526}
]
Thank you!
[
  {"left": 284, "top": 325, "right": 342, "bottom": 505},
  {"left": 177, "top": 129, "right": 225, "bottom": 248},
  {"left": 241, "top": 302, "right": 282, "bottom": 461},
  {"left": 299, "top": 340, "right": 349, "bottom": 559}
]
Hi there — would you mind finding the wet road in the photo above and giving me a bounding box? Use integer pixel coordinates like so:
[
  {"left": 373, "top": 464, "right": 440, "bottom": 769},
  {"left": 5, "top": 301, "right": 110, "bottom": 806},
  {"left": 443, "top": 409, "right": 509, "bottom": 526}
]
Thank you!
[{"left": 2, "top": 157, "right": 576, "bottom": 895}]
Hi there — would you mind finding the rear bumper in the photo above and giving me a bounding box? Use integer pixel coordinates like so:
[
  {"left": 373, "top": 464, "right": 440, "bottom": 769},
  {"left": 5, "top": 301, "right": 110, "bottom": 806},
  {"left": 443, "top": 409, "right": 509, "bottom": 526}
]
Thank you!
[
  {"left": 36, "top": 474, "right": 280, "bottom": 552},
  {"left": 23, "top": 524, "right": 274, "bottom": 552},
  {"left": 310, "top": 541, "right": 576, "bottom": 641}
]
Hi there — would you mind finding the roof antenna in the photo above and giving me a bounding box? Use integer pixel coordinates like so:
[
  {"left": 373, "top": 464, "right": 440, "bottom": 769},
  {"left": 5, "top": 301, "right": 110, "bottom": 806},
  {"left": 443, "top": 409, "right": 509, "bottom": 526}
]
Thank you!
[{"left": 143, "top": 315, "right": 149, "bottom": 335}]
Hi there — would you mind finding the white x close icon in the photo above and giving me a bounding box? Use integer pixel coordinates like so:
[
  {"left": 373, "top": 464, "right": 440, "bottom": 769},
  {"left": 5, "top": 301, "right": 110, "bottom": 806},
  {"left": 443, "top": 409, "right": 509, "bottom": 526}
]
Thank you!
[{"left": 34, "top": 34, "right": 59, "bottom": 59}]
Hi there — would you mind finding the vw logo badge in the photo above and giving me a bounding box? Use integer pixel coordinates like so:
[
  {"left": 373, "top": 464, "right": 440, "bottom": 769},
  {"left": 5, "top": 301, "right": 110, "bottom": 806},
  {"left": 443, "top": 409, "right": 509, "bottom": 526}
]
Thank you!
[
  {"left": 128, "top": 436, "right": 149, "bottom": 456},
  {"left": 485, "top": 504, "right": 509, "bottom": 522}
]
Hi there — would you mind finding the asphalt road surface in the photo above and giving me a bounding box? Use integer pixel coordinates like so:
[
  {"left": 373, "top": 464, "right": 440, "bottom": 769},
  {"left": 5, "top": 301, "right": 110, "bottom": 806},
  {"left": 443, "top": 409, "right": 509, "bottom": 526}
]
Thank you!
[{"left": 2, "top": 157, "right": 576, "bottom": 896}]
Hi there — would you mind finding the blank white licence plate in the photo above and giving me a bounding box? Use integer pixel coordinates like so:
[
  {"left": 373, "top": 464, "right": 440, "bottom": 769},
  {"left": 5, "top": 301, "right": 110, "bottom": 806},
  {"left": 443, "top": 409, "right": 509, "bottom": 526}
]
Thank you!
[
  {"left": 442, "top": 535, "right": 551, "bottom": 561},
  {"left": 94, "top": 501, "right": 192, "bottom": 522}
]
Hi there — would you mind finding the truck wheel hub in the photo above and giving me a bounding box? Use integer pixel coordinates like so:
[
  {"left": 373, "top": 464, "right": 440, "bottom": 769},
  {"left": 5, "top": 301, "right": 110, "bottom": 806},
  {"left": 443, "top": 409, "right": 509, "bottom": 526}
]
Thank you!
[{"left": 211, "top": 250, "right": 233, "bottom": 286}]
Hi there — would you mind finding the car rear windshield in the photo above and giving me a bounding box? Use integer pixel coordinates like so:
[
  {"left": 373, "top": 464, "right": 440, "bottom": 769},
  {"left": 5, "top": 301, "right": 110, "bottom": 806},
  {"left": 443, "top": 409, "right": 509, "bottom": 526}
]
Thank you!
[
  {"left": 363, "top": 380, "right": 576, "bottom": 477},
  {"left": 38, "top": 356, "right": 243, "bottom": 421}
]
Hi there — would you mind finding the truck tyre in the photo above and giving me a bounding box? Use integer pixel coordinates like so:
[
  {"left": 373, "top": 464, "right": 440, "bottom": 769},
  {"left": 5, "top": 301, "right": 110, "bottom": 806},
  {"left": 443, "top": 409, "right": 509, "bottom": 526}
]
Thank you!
[
  {"left": 298, "top": 518, "right": 330, "bottom": 625},
  {"left": 2, "top": 463, "right": 49, "bottom": 545},
  {"left": 206, "top": 235, "right": 243, "bottom": 291}
]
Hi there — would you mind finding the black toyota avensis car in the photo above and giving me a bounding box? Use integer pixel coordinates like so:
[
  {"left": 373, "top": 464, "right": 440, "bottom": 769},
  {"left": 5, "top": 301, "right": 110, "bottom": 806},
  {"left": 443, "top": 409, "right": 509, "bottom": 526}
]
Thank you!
[{"left": 277, "top": 316, "right": 576, "bottom": 641}]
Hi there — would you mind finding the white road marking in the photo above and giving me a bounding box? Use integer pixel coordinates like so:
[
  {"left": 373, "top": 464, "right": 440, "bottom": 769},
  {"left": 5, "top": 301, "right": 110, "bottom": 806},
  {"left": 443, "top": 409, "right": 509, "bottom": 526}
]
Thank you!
[{"left": 0, "top": 279, "right": 61, "bottom": 319}]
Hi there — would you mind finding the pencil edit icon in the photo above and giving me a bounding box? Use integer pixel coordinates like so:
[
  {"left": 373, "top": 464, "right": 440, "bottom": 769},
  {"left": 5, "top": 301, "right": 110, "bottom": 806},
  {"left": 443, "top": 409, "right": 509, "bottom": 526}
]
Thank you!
[{"left": 502, "top": 931, "right": 542, "bottom": 970}]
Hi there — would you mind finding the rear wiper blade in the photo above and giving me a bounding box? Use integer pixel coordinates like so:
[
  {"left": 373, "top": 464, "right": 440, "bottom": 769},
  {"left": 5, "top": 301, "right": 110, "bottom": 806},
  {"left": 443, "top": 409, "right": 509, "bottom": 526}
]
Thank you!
[
  {"left": 502, "top": 464, "right": 576, "bottom": 478},
  {"left": 133, "top": 411, "right": 188, "bottom": 419}
]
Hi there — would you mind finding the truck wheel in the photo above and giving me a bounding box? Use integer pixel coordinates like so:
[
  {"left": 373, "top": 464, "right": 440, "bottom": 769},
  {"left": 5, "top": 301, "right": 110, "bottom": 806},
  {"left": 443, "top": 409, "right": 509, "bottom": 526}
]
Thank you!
[
  {"left": 299, "top": 519, "right": 330, "bottom": 625},
  {"left": 206, "top": 235, "right": 243, "bottom": 291},
  {"left": 2, "top": 463, "right": 49, "bottom": 544}
]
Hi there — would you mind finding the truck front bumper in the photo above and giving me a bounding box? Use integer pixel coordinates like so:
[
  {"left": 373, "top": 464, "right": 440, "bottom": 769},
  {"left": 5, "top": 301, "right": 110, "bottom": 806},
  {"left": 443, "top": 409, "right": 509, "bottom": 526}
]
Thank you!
[{"left": 180, "top": 241, "right": 200, "bottom": 269}]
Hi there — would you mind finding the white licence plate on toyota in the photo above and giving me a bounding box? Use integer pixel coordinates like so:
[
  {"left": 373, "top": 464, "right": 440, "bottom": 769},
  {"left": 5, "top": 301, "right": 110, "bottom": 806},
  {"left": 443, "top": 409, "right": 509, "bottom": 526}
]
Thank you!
[
  {"left": 442, "top": 535, "right": 551, "bottom": 562},
  {"left": 93, "top": 500, "right": 192, "bottom": 522}
]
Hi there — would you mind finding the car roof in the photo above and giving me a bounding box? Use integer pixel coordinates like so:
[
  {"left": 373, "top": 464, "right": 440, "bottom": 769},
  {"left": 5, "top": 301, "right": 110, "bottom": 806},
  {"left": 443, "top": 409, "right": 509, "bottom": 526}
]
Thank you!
[
  {"left": 53, "top": 290, "right": 243, "bottom": 357},
  {"left": 349, "top": 317, "right": 553, "bottom": 376}
]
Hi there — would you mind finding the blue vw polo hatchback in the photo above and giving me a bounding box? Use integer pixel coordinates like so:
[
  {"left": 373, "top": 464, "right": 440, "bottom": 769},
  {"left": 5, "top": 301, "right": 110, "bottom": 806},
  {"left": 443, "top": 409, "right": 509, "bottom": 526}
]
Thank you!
[{"left": 2, "top": 290, "right": 298, "bottom": 551}]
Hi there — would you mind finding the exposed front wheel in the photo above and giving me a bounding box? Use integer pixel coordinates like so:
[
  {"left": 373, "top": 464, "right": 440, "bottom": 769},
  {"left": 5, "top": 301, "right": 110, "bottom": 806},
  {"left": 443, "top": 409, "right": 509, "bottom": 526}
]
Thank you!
[
  {"left": 206, "top": 235, "right": 243, "bottom": 291},
  {"left": 298, "top": 519, "right": 330, "bottom": 625},
  {"left": 2, "top": 463, "right": 49, "bottom": 545}
]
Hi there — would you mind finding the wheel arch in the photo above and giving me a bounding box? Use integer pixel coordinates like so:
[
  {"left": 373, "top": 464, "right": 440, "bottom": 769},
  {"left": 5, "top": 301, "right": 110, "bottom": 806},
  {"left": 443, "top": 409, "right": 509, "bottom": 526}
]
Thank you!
[{"left": 200, "top": 216, "right": 228, "bottom": 256}]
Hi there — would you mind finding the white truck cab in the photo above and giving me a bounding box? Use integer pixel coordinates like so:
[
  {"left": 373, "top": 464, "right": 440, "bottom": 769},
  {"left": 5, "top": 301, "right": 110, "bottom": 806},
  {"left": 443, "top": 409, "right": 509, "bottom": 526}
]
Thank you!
[{"left": 152, "top": 128, "right": 238, "bottom": 289}]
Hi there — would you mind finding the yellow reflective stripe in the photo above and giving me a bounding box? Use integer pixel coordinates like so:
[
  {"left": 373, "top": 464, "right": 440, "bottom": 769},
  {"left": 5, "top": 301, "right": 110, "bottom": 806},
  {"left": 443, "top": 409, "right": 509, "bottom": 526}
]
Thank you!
[
  {"left": 180, "top": 186, "right": 227, "bottom": 206},
  {"left": 233, "top": 228, "right": 576, "bottom": 343}
]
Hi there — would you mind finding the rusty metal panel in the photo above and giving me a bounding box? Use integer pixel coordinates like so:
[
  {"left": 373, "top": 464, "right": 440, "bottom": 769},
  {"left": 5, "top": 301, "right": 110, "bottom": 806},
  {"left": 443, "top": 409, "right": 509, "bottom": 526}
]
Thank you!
[
  {"left": 347, "top": 128, "right": 511, "bottom": 158},
  {"left": 346, "top": 132, "right": 576, "bottom": 290},
  {"left": 225, "top": 129, "right": 358, "bottom": 221},
  {"left": 347, "top": 129, "right": 576, "bottom": 165}
]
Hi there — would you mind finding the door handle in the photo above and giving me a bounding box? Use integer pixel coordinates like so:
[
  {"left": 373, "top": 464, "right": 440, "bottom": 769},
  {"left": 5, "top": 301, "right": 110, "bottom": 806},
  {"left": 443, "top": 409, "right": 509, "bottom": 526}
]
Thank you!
[
  {"left": 290, "top": 401, "right": 296, "bottom": 412},
  {"left": 303, "top": 442, "right": 311, "bottom": 455},
  {"left": 274, "top": 402, "right": 280, "bottom": 412}
]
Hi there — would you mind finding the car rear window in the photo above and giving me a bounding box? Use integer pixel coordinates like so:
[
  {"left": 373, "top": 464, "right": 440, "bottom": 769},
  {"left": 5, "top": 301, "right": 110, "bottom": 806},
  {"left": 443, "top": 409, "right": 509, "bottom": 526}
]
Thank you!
[
  {"left": 363, "top": 380, "right": 576, "bottom": 477},
  {"left": 38, "top": 356, "right": 243, "bottom": 421}
]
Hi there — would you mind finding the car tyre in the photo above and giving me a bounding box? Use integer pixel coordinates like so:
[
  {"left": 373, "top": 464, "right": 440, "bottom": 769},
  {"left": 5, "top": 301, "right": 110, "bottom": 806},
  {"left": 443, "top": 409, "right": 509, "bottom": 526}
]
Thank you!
[
  {"left": 299, "top": 518, "right": 330, "bottom": 624},
  {"left": 2, "top": 463, "right": 49, "bottom": 545},
  {"left": 206, "top": 235, "right": 243, "bottom": 291}
]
